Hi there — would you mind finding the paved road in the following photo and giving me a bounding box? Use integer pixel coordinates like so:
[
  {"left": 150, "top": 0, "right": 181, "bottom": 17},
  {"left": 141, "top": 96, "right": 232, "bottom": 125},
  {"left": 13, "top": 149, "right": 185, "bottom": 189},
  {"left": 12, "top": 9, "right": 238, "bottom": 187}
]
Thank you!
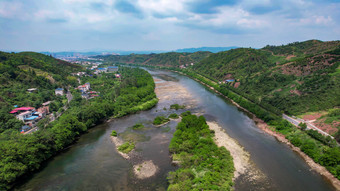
[{"left": 282, "top": 114, "right": 333, "bottom": 138}]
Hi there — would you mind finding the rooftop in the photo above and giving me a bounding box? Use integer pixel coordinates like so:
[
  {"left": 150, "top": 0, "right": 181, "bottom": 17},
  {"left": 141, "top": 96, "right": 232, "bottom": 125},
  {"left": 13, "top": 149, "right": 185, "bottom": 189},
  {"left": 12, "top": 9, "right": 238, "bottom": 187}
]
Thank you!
[
  {"left": 10, "top": 107, "right": 35, "bottom": 114},
  {"left": 17, "top": 111, "right": 32, "bottom": 116}
]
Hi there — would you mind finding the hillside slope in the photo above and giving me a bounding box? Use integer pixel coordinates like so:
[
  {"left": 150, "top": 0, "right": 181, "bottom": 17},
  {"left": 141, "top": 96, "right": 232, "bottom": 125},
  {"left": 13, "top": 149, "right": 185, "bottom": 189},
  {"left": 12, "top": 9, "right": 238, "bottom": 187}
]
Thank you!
[
  {"left": 0, "top": 51, "right": 82, "bottom": 109},
  {"left": 193, "top": 40, "right": 340, "bottom": 115},
  {"left": 95, "top": 51, "right": 212, "bottom": 67}
]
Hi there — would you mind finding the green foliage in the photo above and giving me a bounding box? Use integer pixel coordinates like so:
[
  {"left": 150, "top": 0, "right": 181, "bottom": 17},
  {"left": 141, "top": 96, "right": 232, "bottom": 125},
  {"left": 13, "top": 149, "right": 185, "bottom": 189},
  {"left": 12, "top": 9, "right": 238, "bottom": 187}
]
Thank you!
[
  {"left": 168, "top": 114, "right": 234, "bottom": 190},
  {"left": 299, "top": 122, "right": 307, "bottom": 130},
  {"left": 94, "top": 51, "right": 211, "bottom": 68},
  {"left": 323, "top": 108, "right": 340, "bottom": 124},
  {"left": 168, "top": 113, "right": 179, "bottom": 119},
  {"left": 180, "top": 111, "right": 191, "bottom": 117},
  {"left": 117, "top": 142, "right": 135, "bottom": 153},
  {"left": 132, "top": 123, "right": 144, "bottom": 130},
  {"left": 111, "top": 130, "right": 117, "bottom": 137},
  {"left": 153, "top": 116, "right": 170, "bottom": 125},
  {"left": 170, "top": 104, "right": 185, "bottom": 110}
]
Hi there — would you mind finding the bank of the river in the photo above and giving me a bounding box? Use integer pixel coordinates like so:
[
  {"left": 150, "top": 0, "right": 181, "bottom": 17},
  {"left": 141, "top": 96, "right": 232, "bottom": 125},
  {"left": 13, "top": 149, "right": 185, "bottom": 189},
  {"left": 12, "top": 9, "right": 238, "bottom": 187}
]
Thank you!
[
  {"left": 207, "top": 121, "right": 250, "bottom": 179},
  {"left": 176, "top": 70, "right": 340, "bottom": 190}
]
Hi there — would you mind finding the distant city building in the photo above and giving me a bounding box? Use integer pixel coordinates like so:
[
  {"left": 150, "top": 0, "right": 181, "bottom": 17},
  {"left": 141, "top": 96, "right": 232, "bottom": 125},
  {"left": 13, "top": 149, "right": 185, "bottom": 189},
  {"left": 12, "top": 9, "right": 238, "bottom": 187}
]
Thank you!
[
  {"left": 95, "top": 68, "right": 107, "bottom": 74},
  {"left": 55, "top": 88, "right": 64, "bottom": 96}
]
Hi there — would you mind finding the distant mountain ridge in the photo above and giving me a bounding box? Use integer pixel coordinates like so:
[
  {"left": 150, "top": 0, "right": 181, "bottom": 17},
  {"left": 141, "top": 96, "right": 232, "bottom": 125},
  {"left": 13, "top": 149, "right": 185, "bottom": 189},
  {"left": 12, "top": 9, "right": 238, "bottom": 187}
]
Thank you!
[
  {"left": 39, "top": 46, "right": 240, "bottom": 58},
  {"left": 175, "top": 46, "right": 239, "bottom": 53},
  {"left": 94, "top": 51, "right": 212, "bottom": 67}
]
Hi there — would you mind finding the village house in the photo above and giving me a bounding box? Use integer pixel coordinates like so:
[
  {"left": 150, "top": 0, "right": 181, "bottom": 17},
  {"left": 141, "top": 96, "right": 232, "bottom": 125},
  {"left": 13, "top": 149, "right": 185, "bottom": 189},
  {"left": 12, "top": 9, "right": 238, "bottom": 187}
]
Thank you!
[
  {"left": 108, "top": 66, "right": 118, "bottom": 72},
  {"left": 37, "top": 101, "right": 51, "bottom": 118},
  {"left": 95, "top": 68, "right": 107, "bottom": 74},
  {"left": 16, "top": 111, "right": 33, "bottom": 121},
  {"left": 225, "top": 79, "right": 235, "bottom": 83},
  {"left": 81, "top": 93, "right": 89, "bottom": 99},
  {"left": 55, "top": 88, "right": 64, "bottom": 95},
  {"left": 77, "top": 82, "right": 90, "bottom": 92},
  {"left": 27, "top": 88, "right": 38, "bottom": 93}
]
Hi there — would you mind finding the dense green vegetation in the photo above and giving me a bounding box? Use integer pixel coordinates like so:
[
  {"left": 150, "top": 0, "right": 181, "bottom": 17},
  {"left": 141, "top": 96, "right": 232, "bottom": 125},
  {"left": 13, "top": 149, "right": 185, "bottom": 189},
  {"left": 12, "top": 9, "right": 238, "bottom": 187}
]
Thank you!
[
  {"left": 132, "top": 123, "right": 144, "bottom": 130},
  {"left": 170, "top": 104, "right": 185, "bottom": 110},
  {"left": 153, "top": 116, "right": 170, "bottom": 125},
  {"left": 94, "top": 51, "right": 211, "bottom": 68},
  {"left": 0, "top": 67, "right": 157, "bottom": 190},
  {"left": 117, "top": 142, "right": 135, "bottom": 153},
  {"left": 111, "top": 130, "right": 117, "bottom": 137},
  {"left": 168, "top": 113, "right": 234, "bottom": 190},
  {"left": 168, "top": 113, "right": 179, "bottom": 119}
]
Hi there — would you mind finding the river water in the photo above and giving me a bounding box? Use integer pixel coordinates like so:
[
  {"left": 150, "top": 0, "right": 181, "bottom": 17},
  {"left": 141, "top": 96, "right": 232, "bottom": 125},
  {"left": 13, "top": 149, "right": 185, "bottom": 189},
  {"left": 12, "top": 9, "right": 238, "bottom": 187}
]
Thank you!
[{"left": 15, "top": 69, "right": 335, "bottom": 191}]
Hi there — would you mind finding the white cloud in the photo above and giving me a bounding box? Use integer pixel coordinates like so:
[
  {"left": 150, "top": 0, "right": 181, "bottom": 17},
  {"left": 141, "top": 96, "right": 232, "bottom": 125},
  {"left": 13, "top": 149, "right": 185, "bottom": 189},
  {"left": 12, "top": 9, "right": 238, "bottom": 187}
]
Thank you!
[
  {"left": 300, "top": 16, "right": 333, "bottom": 26},
  {"left": 136, "top": 0, "right": 191, "bottom": 15},
  {"left": 0, "top": 1, "right": 25, "bottom": 19}
]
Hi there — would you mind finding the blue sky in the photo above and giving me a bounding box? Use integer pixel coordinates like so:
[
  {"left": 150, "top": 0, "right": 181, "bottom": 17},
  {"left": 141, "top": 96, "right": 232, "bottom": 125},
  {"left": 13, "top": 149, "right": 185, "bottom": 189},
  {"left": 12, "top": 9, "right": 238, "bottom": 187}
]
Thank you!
[{"left": 0, "top": 0, "right": 339, "bottom": 52}]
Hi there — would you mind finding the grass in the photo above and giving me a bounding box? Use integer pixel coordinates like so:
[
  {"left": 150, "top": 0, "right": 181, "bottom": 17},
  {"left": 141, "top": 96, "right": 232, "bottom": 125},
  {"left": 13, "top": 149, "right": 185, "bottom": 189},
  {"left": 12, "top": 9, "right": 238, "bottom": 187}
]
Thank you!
[
  {"left": 170, "top": 104, "right": 185, "bottom": 110},
  {"left": 153, "top": 116, "right": 170, "bottom": 125},
  {"left": 118, "top": 142, "right": 135, "bottom": 153},
  {"left": 168, "top": 113, "right": 179, "bottom": 119},
  {"left": 132, "top": 123, "right": 144, "bottom": 130}
]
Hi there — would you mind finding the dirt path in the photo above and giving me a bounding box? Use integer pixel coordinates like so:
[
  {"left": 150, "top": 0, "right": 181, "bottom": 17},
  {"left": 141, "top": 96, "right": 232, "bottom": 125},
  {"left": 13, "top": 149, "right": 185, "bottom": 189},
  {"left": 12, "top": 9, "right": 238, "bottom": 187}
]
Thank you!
[
  {"left": 207, "top": 121, "right": 268, "bottom": 185},
  {"left": 207, "top": 121, "right": 249, "bottom": 178}
]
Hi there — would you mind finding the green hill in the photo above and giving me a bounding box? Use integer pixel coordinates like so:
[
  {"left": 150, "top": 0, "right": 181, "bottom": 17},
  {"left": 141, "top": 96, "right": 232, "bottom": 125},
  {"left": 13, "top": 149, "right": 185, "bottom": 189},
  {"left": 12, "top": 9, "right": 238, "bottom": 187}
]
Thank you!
[
  {"left": 95, "top": 51, "right": 212, "bottom": 67},
  {"left": 192, "top": 40, "right": 340, "bottom": 115},
  {"left": 0, "top": 51, "right": 83, "bottom": 131}
]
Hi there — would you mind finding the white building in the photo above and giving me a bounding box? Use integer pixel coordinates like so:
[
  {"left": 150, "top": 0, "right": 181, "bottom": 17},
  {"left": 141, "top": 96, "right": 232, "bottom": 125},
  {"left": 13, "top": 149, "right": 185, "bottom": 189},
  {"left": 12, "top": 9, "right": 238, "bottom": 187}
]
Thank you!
[{"left": 55, "top": 88, "right": 64, "bottom": 96}]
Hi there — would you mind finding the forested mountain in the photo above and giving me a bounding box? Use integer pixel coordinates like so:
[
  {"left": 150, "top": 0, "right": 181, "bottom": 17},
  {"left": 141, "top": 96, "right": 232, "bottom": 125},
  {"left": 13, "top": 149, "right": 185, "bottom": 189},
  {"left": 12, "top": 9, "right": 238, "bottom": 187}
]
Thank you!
[
  {"left": 192, "top": 40, "right": 340, "bottom": 115},
  {"left": 95, "top": 51, "right": 212, "bottom": 67}
]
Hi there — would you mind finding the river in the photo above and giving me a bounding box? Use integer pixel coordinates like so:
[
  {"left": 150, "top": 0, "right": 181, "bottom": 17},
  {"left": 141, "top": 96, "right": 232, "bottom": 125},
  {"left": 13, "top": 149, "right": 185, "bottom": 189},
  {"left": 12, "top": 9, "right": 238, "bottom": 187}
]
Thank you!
[{"left": 15, "top": 69, "right": 335, "bottom": 191}]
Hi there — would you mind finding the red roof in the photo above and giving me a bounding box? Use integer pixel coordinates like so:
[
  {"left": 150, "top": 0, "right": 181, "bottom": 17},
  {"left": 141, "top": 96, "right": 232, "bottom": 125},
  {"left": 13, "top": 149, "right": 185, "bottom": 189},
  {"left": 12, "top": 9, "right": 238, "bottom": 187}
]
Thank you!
[{"left": 10, "top": 107, "right": 35, "bottom": 114}]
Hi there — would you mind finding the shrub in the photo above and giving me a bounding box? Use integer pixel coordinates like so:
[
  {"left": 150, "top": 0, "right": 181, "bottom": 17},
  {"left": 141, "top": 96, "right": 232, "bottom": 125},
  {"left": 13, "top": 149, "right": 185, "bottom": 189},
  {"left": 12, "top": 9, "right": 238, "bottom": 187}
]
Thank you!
[
  {"left": 111, "top": 130, "right": 117, "bottom": 137},
  {"left": 153, "top": 116, "right": 170, "bottom": 125},
  {"left": 170, "top": 104, "right": 185, "bottom": 110},
  {"left": 132, "top": 123, "right": 144, "bottom": 130},
  {"left": 168, "top": 113, "right": 179, "bottom": 119},
  {"left": 118, "top": 142, "right": 135, "bottom": 153}
]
